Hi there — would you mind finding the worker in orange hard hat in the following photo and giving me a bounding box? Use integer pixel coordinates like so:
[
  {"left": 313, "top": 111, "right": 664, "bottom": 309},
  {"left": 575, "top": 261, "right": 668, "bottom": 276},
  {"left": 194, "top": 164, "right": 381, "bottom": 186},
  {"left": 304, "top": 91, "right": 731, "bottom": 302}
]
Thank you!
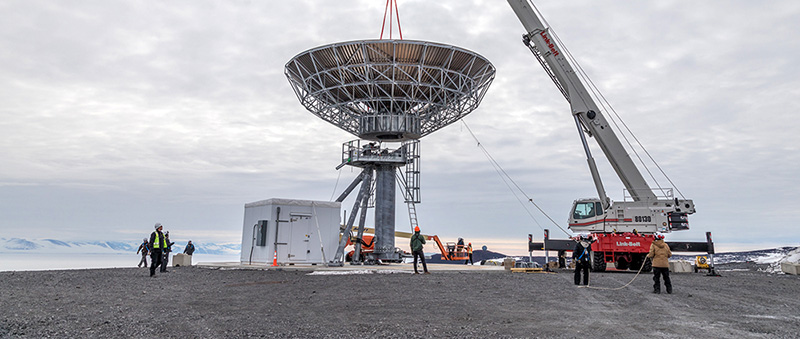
[
  {"left": 464, "top": 242, "right": 474, "bottom": 265},
  {"left": 410, "top": 226, "right": 428, "bottom": 274}
]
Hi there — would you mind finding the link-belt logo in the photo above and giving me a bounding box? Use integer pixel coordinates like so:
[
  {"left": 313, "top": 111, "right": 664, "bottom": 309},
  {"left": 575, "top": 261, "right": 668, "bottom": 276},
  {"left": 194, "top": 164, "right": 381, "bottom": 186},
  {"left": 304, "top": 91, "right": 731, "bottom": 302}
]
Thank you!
[
  {"left": 616, "top": 241, "right": 641, "bottom": 247},
  {"left": 540, "top": 31, "right": 560, "bottom": 56}
]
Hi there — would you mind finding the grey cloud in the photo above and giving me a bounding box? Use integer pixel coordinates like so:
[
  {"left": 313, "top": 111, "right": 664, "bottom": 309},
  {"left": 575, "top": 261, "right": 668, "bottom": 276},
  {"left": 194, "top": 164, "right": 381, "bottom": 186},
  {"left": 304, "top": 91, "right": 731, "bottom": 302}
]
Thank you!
[{"left": 0, "top": 1, "right": 797, "bottom": 251}]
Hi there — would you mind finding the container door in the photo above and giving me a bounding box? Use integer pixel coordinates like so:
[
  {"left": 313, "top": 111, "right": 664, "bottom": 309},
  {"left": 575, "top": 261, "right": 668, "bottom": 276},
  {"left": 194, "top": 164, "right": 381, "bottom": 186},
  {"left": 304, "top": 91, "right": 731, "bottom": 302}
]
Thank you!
[
  {"left": 288, "top": 214, "right": 312, "bottom": 262},
  {"left": 275, "top": 218, "right": 291, "bottom": 263}
]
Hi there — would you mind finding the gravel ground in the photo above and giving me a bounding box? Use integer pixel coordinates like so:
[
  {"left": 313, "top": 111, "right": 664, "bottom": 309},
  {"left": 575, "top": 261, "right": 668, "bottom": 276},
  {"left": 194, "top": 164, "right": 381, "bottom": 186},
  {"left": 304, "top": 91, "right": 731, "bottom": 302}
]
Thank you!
[{"left": 1, "top": 263, "right": 799, "bottom": 338}]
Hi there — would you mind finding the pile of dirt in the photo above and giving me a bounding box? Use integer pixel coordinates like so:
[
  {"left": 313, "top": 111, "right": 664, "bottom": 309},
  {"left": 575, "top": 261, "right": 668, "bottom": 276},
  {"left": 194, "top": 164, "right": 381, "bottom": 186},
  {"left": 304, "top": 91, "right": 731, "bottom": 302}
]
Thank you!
[{"left": 1, "top": 263, "right": 798, "bottom": 338}]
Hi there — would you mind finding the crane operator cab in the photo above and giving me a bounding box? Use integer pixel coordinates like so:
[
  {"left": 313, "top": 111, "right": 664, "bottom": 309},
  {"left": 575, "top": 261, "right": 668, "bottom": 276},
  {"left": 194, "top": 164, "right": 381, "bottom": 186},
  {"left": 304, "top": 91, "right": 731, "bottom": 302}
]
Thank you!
[{"left": 569, "top": 199, "right": 605, "bottom": 232}]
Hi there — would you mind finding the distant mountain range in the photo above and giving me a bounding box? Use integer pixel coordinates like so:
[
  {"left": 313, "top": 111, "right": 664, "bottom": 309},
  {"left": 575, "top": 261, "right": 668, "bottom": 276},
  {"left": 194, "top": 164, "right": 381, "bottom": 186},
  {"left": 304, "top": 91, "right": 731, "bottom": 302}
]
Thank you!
[
  {"left": 426, "top": 249, "right": 508, "bottom": 264},
  {"left": 0, "top": 238, "right": 240, "bottom": 256},
  {"left": 2, "top": 238, "right": 797, "bottom": 267}
]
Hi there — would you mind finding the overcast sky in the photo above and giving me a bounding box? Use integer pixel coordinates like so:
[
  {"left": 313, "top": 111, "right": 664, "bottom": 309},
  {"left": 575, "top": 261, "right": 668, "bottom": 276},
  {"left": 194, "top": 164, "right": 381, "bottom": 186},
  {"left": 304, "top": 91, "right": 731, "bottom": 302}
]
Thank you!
[{"left": 1, "top": 0, "right": 798, "bottom": 255}]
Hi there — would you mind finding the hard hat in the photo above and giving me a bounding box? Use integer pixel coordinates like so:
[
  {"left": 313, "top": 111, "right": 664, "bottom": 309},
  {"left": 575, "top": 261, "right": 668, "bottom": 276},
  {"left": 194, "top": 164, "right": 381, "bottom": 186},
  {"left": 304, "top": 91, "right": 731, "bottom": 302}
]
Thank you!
[
  {"left": 154, "top": 222, "right": 162, "bottom": 230},
  {"left": 414, "top": 226, "right": 420, "bottom": 232}
]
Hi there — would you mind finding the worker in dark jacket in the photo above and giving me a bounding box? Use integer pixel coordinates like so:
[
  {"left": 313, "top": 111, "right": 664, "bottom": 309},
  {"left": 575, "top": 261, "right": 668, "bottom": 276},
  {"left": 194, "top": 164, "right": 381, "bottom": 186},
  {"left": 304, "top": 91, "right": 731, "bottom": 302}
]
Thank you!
[
  {"left": 183, "top": 240, "right": 195, "bottom": 255},
  {"left": 137, "top": 238, "right": 149, "bottom": 268},
  {"left": 149, "top": 223, "right": 167, "bottom": 277},
  {"left": 573, "top": 234, "right": 593, "bottom": 285},
  {"left": 410, "top": 226, "right": 429, "bottom": 274},
  {"left": 648, "top": 234, "right": 673, "bottom": 294},
  {"left": 161, "top": 231, "right": 175, "bottom": 272}
]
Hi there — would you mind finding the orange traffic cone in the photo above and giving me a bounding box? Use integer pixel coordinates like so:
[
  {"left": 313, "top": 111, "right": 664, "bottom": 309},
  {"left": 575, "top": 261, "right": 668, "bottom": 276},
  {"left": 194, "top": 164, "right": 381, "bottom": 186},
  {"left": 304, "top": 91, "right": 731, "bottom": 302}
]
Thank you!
[{"left": 271, "top": 250, "right": 278, "bottom": 267}]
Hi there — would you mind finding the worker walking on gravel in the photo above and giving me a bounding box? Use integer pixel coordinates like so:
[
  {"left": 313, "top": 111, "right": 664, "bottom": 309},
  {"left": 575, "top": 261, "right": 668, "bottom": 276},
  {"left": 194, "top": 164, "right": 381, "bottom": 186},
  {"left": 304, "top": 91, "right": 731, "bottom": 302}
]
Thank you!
[
  {"left": 573, "top": 234, "right": 593, "bottom": 285},
  {"left": 136, "top": 238, "right": 149, "bottom": 268},
  {"left": 648, "top": 234, "right": 672, "bottom": 294},
  {"left": 161, "top": 231, "right": 175, "bottom": 273},
  {"left": 464, "top": 243, "right": 473, "bottom": 265},
  {"left": 149, "top": 223, "right": 167, "bottom": 277},
  {"left": 410, "top": 226, "right": 429, "bottom": 274},
  {"left": 183, "top": 240, "right": 195, "bottom": 255}
]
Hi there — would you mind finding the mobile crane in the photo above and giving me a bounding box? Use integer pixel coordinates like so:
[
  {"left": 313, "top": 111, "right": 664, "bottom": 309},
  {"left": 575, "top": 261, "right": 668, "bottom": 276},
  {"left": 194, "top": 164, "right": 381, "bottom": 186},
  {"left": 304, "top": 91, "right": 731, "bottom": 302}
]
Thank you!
[{"left": 508, "top": 0, "right": 711, "bottom": 272}]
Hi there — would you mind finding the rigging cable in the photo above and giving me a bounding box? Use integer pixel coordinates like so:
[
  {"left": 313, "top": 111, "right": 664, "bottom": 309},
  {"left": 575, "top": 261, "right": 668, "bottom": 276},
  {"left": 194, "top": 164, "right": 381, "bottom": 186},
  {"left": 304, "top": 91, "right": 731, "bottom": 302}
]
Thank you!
[
  {"left": 379, "top": 0, "right": 403, "bottom": 40},
  {"left": 461, "top": 120, "right": 572, "bottom": 237},
  {"left": 330, "top": 167, "right": 343, "bottom": 202},
  {"left": 530, "top": 1, "right": 685, "bottom": 200}
]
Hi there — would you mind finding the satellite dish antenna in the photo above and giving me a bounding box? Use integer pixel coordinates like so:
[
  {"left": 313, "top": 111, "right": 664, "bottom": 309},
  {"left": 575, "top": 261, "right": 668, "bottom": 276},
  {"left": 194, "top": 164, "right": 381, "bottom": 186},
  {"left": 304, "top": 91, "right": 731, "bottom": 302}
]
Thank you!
[{"left": 285, "top": 5, "right": 495, "bottom": 266}]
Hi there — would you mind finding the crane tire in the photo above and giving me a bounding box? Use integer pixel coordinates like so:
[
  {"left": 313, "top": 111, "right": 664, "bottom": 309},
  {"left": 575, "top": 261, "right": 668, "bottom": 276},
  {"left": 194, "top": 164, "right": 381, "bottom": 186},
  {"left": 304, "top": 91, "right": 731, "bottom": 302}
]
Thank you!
[{"left": 591, "top": 251, "right": 606, "bottom": 272}]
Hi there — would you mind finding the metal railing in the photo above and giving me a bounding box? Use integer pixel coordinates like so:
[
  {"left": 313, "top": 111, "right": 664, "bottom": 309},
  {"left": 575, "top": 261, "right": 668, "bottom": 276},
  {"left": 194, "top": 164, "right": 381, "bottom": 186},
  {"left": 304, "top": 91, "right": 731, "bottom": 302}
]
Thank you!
[{"left": 623, "top": 188, "right": 673, "bottom": 202}]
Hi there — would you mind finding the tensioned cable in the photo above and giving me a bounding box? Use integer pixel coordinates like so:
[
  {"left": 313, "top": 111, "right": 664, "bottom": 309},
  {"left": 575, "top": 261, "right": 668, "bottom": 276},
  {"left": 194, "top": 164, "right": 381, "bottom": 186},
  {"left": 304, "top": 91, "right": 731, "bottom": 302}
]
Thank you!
[
  {"left": 559, "top": 37, "right": 668, "bottom": 199},
  {"left": 379, "top": 0, "right": 403, "bottom": 40},
  {"left": 330, "top": 167, "right": 343, "bottom": 201},
  {"left": 461, "top": 120, "right": 572, "bottom": 237},
  {"left": 530, "top": 1, "right": 683, "bottom": 200},
  {"left": 532, "top": 3, "right": 665, "bottom": 197}
]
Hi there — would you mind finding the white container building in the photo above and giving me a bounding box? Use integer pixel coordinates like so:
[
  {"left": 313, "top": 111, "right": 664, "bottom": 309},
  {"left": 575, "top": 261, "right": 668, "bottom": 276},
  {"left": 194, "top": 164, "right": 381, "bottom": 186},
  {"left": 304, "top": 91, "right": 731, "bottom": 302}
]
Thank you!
[{"left": 240, "top": 198, "right": 341, "bottom": 265}]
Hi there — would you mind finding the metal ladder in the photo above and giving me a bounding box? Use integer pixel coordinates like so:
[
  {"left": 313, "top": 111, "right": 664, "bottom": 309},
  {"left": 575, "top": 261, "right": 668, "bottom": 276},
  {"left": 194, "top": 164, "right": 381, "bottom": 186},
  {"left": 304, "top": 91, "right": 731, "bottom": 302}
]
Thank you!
[{"left": 398, "top": 140, "right": 421, "bottom": 231}]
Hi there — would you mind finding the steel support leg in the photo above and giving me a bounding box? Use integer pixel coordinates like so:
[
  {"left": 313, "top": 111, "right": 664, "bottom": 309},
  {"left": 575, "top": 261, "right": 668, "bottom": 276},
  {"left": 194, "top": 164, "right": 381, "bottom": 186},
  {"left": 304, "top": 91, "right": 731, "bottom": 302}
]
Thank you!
[
  {"left": 331, "top": 168, "right": 373, "bottom": 265},
  {"left": 374, "top": 165, "right": 397, "bottom": 260}
]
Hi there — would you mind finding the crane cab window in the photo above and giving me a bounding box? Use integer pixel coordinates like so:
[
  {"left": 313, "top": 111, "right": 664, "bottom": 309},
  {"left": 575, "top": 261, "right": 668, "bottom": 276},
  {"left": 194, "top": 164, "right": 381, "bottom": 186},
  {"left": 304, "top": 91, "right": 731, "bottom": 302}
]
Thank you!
[
  {"left": 595, "top": 202, "right": 603, "bottom": 215},
  {"left": 573, "top": 202, "right": 597, "bottom": 219}
]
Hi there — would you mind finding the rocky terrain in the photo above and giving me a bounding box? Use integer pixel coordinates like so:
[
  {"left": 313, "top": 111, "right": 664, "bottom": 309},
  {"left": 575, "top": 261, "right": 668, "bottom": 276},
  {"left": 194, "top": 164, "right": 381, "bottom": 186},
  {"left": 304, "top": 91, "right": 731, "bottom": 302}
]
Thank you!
[{"left": 1, "top": 262, "right": 799, "bottom": 338}]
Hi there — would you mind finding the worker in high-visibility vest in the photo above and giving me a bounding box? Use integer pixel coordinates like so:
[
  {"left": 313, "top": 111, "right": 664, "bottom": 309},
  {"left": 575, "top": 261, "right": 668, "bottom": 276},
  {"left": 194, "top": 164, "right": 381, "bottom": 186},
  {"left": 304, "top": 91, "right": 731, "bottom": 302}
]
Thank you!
[
  {"left": 148, "top": 223, "right": 167, "bottom": 277},
  {"left": 464, "top": 243, "right": 474, "bottom": 265}
]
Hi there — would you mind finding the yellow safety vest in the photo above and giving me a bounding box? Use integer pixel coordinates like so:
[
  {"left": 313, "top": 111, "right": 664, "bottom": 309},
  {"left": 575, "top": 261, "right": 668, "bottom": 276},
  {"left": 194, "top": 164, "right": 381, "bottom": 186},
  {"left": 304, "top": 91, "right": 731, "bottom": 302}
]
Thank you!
[{"left": 153, "top": 232, "right": 164, "bottom": 249}]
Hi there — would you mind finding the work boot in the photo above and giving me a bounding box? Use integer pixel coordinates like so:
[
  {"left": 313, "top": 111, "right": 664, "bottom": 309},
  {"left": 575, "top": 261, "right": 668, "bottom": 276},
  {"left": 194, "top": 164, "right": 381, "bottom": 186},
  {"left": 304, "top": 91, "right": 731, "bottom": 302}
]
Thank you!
[{"left": 666, "top": 286, "right": 673, "bottom": 294}]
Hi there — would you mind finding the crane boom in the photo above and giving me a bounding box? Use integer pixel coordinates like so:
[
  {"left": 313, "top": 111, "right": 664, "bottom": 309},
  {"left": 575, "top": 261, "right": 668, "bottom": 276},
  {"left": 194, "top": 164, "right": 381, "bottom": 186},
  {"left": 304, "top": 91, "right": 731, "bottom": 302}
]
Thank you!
[{"left": 507, "top": 0, "right": 655, "bottom": 202}]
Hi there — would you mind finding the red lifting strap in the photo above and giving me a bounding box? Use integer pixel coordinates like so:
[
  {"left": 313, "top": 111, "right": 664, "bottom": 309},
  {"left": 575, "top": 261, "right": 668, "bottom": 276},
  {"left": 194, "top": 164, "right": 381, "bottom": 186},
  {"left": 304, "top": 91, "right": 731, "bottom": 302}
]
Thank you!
[{"left": 379, "top": 0, "right": 403, "bottom": 40}]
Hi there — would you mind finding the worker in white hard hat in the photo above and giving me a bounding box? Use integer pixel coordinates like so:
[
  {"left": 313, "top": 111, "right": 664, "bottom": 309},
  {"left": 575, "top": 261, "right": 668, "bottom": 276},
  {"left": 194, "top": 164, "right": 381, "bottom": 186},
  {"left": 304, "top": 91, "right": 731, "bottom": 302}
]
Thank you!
[
  {"left": 148, "top": 223, "right": 166, "bottom": 277},
  {"left": 648, "top": 233, "right": 672, "bottom": 294},
  {"left": 572, "top": 234, "right": 594, "bottom": 285},
  {"left": 136, "top": 238, "right": 150, "bottom": 268}
]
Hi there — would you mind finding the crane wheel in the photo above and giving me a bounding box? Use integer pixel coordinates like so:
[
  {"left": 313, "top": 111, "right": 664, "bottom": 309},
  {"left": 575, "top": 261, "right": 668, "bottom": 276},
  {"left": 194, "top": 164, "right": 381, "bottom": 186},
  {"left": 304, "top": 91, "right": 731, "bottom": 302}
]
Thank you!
[{"left": 591, "top": 251, "right": 606, "bottom": 272}]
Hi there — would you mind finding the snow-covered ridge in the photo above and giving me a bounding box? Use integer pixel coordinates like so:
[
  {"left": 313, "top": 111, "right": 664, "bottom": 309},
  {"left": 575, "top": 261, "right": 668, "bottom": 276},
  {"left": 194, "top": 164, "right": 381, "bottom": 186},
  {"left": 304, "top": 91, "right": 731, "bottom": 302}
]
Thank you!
[
  {"left": 0, "top": 238, "right": 241, "bottom": 255},
  {"left": 672, "top": 246, "right": 799, "bottom": 265}
]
